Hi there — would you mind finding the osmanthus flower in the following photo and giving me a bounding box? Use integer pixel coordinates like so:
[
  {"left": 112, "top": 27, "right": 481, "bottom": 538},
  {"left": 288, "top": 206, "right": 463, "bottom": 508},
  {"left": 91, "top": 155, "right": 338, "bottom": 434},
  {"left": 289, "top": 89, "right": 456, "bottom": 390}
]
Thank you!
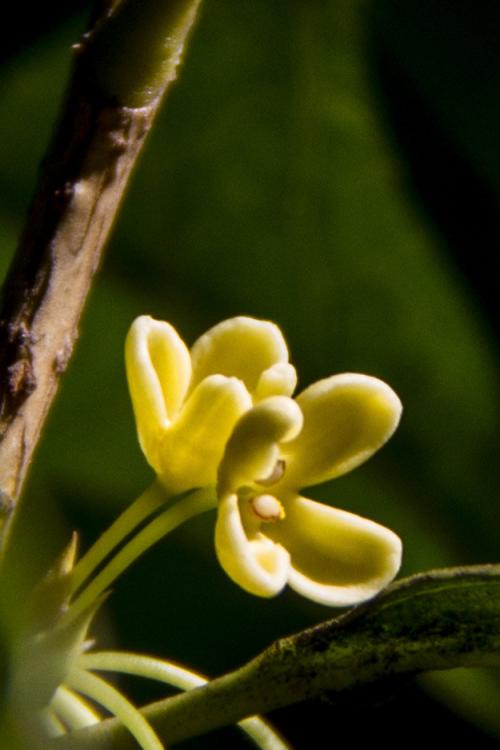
[
  {"left": 125, "top": 315, "right": 297, "bottom": 493},
  {"left": 125, "top": 313, "right": 403, "bottom": 606},
  {"left": 63, "top": 316, "right": 299, "bottom": 621},
  {"left": 215, "top": 375, "right": 403, "bottom": 606}
]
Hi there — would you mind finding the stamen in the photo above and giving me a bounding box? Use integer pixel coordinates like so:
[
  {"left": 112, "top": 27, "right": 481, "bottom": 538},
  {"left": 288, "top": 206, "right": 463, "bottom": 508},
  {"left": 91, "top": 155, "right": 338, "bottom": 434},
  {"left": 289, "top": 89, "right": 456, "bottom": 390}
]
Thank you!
[
  {"left": 250, "top": 495, "right": 285, "bottom": 522},
  {"left": 256, "top": 459, "right": 286, "bottom": 486}
]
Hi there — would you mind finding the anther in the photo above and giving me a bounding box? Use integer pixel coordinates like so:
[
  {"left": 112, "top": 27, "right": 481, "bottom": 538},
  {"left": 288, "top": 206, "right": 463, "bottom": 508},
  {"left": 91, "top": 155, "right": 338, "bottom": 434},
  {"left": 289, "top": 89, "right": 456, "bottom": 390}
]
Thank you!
[
  {"left": 250, "top": 495, "right": 285, "bottom": 522},
  {"left": 256, "top": 459, "right": 286, "bottom": 487}
]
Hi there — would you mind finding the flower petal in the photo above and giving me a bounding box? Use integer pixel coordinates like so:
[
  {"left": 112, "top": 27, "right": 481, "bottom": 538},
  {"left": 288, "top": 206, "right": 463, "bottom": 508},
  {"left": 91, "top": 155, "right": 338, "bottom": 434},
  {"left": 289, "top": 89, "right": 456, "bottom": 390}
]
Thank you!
[
  {"left": 266, "top": 495, "right": 402, "bottom": 606},
  {"left": 218, "top": 396, "right": 303, "bottom": 495},
  {"left": 189, "top": 317, "right": 289, "bottom": 394},
  {"left": 281, "top": 373, "right": 402, "bottom": 488},
  {"left": 125, "top": 316, "right": 191, "bottom": 458},
  {"left": 155, "top": 375, "right": 252, "bottom": 492},
  {"left": 215, "top": 493, "right": 290, "bottom": 597},
  {"left": 254, "top": 363, "right": 297, "bottom": 401}
]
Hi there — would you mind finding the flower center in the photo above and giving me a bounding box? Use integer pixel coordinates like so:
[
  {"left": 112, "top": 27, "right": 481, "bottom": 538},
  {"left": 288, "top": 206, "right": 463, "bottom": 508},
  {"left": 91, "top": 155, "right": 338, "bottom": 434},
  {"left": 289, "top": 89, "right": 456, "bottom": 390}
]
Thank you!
[{"left": 249, "top": 494, "right": 285, "bottom": 522}]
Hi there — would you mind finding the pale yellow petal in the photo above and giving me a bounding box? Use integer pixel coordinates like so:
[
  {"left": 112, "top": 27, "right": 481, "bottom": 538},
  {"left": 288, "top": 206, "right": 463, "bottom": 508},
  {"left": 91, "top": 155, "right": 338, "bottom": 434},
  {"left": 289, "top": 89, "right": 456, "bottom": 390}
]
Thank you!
[
  {"left": 125, "top": 316, "right": 191, "bottom": 460},
  {"left": 218, "top": 396, "right": 303, "bottom": 495},
  {"left": 254, "top": 363, "right": 297, "bottom": 401},
  {"left": 190, "top": 317, "right": 289, "bottom": 393},
  {"left": 215, "top": 493, "right": 290, "bottom": 597},
  {"left": 155, "top": 375, "right": 252, "bottom": 493},
  {"left": 266, "top": 495, "right": 402, "bottom": 606},
  {"left": 281, "top": 373, "right": 402, "bottom": 488}
]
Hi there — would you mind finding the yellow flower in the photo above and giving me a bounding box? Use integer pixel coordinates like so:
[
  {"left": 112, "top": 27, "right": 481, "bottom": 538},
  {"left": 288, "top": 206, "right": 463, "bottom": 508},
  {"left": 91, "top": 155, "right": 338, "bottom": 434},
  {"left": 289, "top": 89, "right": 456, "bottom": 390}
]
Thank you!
[
  {"left": 126, "top": 314, "right": 402, "bottom": 606},
  {"left": 215, "top": 376, "right": 403, "bottom": 606},
  {"left": 125, "top": 315, "right": 297, "bottom": 493}
]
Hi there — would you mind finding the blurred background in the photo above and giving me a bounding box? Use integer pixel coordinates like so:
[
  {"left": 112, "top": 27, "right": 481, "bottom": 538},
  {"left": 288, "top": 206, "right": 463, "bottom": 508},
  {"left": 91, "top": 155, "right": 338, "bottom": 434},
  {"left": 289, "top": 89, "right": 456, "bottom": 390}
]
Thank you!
[{"left": 1, "top": 0, "right": 500, "bottom": 747}]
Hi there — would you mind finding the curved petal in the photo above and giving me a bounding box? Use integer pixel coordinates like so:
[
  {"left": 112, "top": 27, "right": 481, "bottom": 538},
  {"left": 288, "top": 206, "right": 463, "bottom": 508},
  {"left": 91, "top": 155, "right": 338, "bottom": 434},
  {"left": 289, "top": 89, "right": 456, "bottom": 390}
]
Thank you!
[
  {"left": 266, "top": 495, "right": 402, "bottom": 606},
  {"left": 281, "top": 374, "right": 402, "bottom": 488},
  {"left": 155, "top": 375, "right": 252, "bottom": 492},
  {"left": 215, "top": 493, "right": 290, "bottom": 597},
  {"left": 125, "top": 316, "right": 191, "bottom": 459},
  {"left": 189, "top": 317, "right": 289, "bottom": 394},
  {"left": 254, "top": 363, "right": 297, "bottom": 401},
  {"left": 218, "top": 396, "right": 303, "bottom": 496}
]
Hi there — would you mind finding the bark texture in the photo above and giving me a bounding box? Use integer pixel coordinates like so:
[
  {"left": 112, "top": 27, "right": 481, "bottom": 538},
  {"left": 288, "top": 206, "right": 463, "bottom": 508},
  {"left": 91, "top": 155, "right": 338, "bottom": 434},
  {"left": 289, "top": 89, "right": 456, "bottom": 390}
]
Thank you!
[{"left": 0, "top": 0, "right": 202, "bottom": 544}]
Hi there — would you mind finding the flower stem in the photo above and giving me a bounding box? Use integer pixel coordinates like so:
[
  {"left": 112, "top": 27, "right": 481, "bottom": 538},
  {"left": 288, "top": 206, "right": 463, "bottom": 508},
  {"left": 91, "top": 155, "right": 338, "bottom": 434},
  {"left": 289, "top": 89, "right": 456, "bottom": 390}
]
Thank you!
[
  {"left": 79, "top": 651, "right": 291, "bottom": 750},
  {"left": 80, "top": 650, "right": 204, "bottom": 689},
  {"left": 66, "top": 669, "right": 163, "bottom": 750},
  {"left": 52, "top": 687, "right": 101, "bottom": 731},
  {"left": 40, "top": 709, "right": 66, "bottom": 738},
  {"left": 65, "top": 487, "right": 215, "bottom": 625},
  {"left": 70, "top": 480, "right": 170, "bottom": 594}
]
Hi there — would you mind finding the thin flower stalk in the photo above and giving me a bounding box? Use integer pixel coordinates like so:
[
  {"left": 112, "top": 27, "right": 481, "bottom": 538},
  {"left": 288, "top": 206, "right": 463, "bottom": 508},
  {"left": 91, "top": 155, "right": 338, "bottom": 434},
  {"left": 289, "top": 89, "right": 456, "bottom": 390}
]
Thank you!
[
  {"left": 79, "top": 651, "right": 291, "bottom": 750},
  {"left": 66, "top": 669, "right": 164, "bottom": 750},
  {"left": 41, "top": 709, "right": 66, "bottom": 738},
  {"left": 65, "top": 486, "right": 215, "bottom": 625},
  {"left": 70, "top": 480, "right": 171, "bottom": 595},
  {"left": 51, "top": 687, "right": 101, "bottom": 731}
]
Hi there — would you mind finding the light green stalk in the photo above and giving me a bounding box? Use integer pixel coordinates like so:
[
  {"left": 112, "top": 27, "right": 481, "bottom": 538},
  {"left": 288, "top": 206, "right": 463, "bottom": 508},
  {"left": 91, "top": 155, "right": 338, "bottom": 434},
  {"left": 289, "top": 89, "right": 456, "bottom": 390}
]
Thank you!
[
  {"left": 70, "top": 481, "right": 171, "bottom": 594},
  {"left": 51, "top": 687, "right": 101, "bottom": 731},
  {"left": 65, "top": 487, "right": 215, "bottom": 624},
  {"left": 79, "top": 651, "right": 291, "bottom": 750},
  {"left": 66, "top": 669, "right": 163, "bottom": 750}
]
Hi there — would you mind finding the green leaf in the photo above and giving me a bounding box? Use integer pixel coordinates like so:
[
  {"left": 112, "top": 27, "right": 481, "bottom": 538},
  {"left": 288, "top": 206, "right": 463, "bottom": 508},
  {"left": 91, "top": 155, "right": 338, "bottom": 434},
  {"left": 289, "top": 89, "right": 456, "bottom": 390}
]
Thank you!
[{"left": 56, "top": 565, "right": 500, "bottom": 749}]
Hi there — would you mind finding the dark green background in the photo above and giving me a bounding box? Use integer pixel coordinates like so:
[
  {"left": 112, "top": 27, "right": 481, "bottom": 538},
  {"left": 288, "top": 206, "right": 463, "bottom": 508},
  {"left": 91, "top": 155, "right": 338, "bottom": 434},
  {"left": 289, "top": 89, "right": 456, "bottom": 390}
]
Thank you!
[{"left": 1, "top": 1, "right": 500, "bottom": 747}]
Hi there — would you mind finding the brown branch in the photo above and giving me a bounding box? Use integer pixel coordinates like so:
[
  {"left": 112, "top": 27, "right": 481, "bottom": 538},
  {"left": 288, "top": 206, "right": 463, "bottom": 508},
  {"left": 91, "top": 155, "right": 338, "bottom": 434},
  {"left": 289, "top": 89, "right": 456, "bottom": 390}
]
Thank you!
[
  {"left": 53, "top": 565, "right": 500, "bottom": 749},
  {"left": 0, "top": 0, "right": 202, "bottom": 545}
]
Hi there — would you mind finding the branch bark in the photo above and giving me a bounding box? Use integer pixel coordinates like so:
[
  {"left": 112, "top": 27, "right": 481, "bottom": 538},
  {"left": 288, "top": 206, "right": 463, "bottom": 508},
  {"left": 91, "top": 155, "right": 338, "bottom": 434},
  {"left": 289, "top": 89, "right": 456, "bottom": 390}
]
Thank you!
[
  {"left": 54, "top": 565, "right": 500, "bottom": 749},
  {"left": 0, "top": 0, "right": 202, "bottom": 546}
]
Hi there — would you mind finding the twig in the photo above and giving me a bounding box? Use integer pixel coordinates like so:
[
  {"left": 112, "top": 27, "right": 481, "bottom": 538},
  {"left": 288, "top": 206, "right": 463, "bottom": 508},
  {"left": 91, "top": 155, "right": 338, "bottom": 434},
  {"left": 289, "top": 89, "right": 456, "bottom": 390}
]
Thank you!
[
  {"left": 53, "top": 565, "right": 500, "bottom": 748},
  {"left": 0, "top": 0, "right": 202, "bottom": 547}
]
